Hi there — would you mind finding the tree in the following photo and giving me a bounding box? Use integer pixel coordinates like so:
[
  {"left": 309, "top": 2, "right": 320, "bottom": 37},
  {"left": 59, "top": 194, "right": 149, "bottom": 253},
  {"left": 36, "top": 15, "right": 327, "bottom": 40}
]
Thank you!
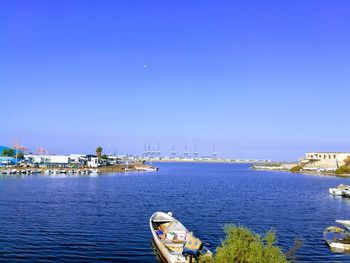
[
  {"left": 2, "top": 149, "right": 15, "bottom": 157},
  {"left": 17, "top": 152, "right": 24, "bottom": 159},
  {"left": 344, "top": 156, "right": 350, "bottom": 166},
  {"left": 100, "top": 154, "right": 108, "bottom": 160},
  {"left": 335, "top": 165, "right": 350, "bottom": 175},
  {"left": 211, "top": 225, "right": 287, "bottom": 263},
  {"left": 96, "top": 146, "right": 103, "bottom": 158},
  {"left": 290, "top": 165, "right": 302, "bottom": 173}
]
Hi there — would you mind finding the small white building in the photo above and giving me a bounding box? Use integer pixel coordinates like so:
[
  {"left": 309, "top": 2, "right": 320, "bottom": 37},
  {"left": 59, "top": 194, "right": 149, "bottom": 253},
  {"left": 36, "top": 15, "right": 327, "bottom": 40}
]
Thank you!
[
  {"left": 87, "top": 157, "right": 99, "bottom": 167},
  {"left": 300, "top": 152, "right": 350, "bottom": 171}
]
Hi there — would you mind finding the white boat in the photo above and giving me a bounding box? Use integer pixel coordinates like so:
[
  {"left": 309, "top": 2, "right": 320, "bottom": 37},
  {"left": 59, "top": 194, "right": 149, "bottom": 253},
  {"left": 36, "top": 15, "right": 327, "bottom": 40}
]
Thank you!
[
  {"left": 329, "top": 184, "right": 349, "bottom": 196},
  {"left": 342, "top": 188, "right": 350, "bottom": 197},
  {"left": 136, "top": 165, "right": 159, "bottom": 172},
  {"left": 142, "top": 166, "right": 159, "bottom": 172},
  {"left": 150, "top": 212, "right": 212, "bottom": 263},
  {"left": 329, "top": 188, "right": 344, "bottom": 196}
]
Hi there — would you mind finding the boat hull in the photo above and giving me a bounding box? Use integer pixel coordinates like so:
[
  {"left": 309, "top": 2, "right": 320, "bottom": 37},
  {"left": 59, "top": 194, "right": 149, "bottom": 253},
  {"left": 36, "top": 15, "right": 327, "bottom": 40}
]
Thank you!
[
  {"left": 150, "top": 212, "right": 187, "bottom": 263},
  {"left": 329, "top": 242, "right": 350, "bottom": 252},
  {"left": 329, "top": 188, "right": 344, "bottom": 196}
]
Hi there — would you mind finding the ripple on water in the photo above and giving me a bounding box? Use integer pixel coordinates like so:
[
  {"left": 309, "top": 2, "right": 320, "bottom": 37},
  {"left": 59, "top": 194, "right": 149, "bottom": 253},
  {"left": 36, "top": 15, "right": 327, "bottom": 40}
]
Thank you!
[{"left": 1, "top": 163, "right": 350, "bottom": 262}]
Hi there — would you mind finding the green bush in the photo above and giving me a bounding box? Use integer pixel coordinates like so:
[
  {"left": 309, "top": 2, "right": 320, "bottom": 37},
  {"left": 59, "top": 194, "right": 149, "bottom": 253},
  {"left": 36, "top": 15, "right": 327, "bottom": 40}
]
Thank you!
[
  {"left": 290, "top": 165, "right": 302, "bottom": 173},
  {"left": 335, "top": 165, "right": 350, "bottom": 174},
  {"left": 344, "top": 156, "right": 350, "bottom": 166},
  {"left": 1, "top": 149, "right": 15, "bottom": 157},
  {"left": 100, "top": 154, "right": 108, "bottom": 160},
  {"left": 208, "top": 225, "right": 287, "bottom": 263},
  {"left": 17, "top": 152, "right": 24, "bottom": 159}
]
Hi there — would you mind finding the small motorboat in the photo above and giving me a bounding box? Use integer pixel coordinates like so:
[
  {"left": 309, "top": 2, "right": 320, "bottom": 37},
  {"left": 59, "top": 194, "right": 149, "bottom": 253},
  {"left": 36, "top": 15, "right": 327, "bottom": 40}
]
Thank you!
[
  {"left": 135, "top": 165, "right": 159, "bottom": 172},
  {"left": 150, "top": 212, "right": 212, "bottom": 263},
  {"left": 329, "top": 184, "right": 350, "bottom": 196},
  {"left": 142, "top": 166, "right": 159, "bottom": 172},
  {"left": 324, "top": 221, "right": 350, "bottom": 252}
]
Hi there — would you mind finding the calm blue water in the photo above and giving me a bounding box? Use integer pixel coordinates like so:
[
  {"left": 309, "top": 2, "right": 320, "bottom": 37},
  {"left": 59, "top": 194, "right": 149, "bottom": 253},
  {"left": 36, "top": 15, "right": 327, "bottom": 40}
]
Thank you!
[{"left": 1, "top": 163, "right": 350, "bottom": 262}]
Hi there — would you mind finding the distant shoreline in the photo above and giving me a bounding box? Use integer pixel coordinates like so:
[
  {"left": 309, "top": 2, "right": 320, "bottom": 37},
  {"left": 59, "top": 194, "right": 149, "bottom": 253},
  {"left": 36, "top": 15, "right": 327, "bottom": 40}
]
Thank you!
[
  {"left": 252, "top": 165, "right": 350, "bottom": 178},
  {"left": 0, "top": 164, "right": 156, "bottom": 175},
  {"left": 143, "top": 158, "right": 267, "bottom": 164}
]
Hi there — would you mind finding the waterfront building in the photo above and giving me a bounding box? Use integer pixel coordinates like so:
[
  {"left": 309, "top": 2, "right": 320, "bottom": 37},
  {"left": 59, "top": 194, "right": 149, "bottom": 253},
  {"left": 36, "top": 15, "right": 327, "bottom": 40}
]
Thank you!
[
  {"left": 300, "top": 152, "right": 350, "bottom": 171},
  {"left": 24, "top": 154, "right": 70, "bottom": 166},
  {"left": 86, "top": 155, "right": 99, "bottom": 167},
  {"left": 0, "top": 156, "right": 16, "bottom": 166},
  {"left": 69, "top": 154, "right": 88, "bottom": 165},
  {"left": 0, "top": 145, "right": 23, "bottom": 165},
  {"left": 22, "top": 153, "right": 130, "bottom": 167}
]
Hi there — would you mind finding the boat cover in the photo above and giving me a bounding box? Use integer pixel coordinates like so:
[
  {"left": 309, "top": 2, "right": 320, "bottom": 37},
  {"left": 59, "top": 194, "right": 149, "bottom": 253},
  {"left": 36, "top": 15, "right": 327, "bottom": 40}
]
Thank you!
[{"left": 153, "top": 214, "right": 173, "bottom": 223}]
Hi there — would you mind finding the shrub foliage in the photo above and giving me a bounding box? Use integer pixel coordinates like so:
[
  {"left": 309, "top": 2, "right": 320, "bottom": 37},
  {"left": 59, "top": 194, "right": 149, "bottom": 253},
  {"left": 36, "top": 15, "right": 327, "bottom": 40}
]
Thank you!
[
  {"left": 290, "top": 165, "right": 302, "bottom": 173},
  {"left": 335, "top": 165, "right": 350, "bottom": 174},
  {"left": 1, "top": 149, "right": 15, "bottom": 157},
  {"left": 344, "top": 156, "right": 350, "bottom": 166},
  {"left": 201, "top": 225, "right": 287, "bottom": 263}
]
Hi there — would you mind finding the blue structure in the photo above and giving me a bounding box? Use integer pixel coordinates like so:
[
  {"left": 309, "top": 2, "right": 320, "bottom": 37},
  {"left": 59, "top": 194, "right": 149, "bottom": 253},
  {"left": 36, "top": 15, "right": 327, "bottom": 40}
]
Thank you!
[
  {"left": 0, "top": 145, "right": 22, "bottom": 166},
  {"left": 0, "top": 145, "right": 12, "bottom": 154},
  {"left": 0, "top": 156, "right": 16, "bottom": 166}
]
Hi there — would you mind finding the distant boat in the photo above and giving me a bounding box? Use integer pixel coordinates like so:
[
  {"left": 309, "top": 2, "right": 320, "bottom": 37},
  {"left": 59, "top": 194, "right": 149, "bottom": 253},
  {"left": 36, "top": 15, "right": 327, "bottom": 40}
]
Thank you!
[
  {"left": 150, "top": 211, "right": 212, "bottom": 263},
  {"left": 324, "top": 221, "right": 350, "bottom": 252},
  {"left": 329, "top": 184, "right": 350, "bottom": 196},
  {"left": 142, "top": 166, "right": 158, "bottom": 172},
  {"left": 135, "top": 165, "right": 159, "bottom": 172}
]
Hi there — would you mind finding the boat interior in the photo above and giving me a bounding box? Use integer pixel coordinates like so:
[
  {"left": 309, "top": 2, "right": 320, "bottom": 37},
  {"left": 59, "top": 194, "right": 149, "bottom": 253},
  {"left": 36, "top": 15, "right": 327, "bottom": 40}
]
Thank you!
[
  {"left": 324, "top": 226, "right": 350, "bottom": 244},
  {"left": 152, "top": 216, "right": 189, "bottom": 255}
]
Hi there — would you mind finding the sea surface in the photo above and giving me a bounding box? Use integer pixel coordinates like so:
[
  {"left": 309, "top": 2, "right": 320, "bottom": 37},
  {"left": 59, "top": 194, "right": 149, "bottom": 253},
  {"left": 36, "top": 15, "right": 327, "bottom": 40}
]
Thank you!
[{"left": 1, "top": 163, "right": 350, "bottom": 262}]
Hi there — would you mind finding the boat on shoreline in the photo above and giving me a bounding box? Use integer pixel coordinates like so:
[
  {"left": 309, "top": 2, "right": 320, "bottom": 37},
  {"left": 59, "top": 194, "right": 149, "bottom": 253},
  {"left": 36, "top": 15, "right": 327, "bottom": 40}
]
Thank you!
[{"left": 150, "top": 212, "right": 212, "bottom": 263}]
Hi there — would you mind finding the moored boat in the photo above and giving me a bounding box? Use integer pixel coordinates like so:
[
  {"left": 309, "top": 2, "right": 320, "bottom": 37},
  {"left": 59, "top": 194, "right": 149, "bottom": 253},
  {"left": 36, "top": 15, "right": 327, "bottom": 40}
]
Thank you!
[
  {"left": 324, "top": 221, "right": 350, "bottom": 252},
  {"left": 135, "top": 165, "right": 159, "bottom": 172},
  {"left": 150, "top": 211, "right": 212, "bottom": 263},
  {"left": 343, "top": 188, "right": 350, "bottom": 197},
  {"left": 329, "top": 184, "right": 350, "bottom": 196},
  {"left": 142, "top": 166, "right": 159, "bottom": 172}
]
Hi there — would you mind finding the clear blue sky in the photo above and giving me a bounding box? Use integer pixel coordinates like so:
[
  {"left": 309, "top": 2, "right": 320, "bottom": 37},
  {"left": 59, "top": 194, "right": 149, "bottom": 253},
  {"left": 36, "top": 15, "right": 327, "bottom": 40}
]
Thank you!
[{"left": 1, "top": 0, "right": 350, "bottom": 160}]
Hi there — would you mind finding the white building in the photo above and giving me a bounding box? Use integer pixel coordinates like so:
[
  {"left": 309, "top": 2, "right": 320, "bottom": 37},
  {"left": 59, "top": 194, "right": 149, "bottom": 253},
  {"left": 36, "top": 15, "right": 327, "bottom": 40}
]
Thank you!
[
  {"left": 87, "top": 157, "right": 99, "bottom": 167},
  {"left": 24, "top": 154, "right": 70, "bottom": 165},
  {"left": 69, "top": 154, "right": 88, "bottom": 164},
  {"left": 23, "top": 153, "right": 132, "bottom": 167},
  {"left": 300, "top": 152, "right": 350, "bottom": 171}
]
